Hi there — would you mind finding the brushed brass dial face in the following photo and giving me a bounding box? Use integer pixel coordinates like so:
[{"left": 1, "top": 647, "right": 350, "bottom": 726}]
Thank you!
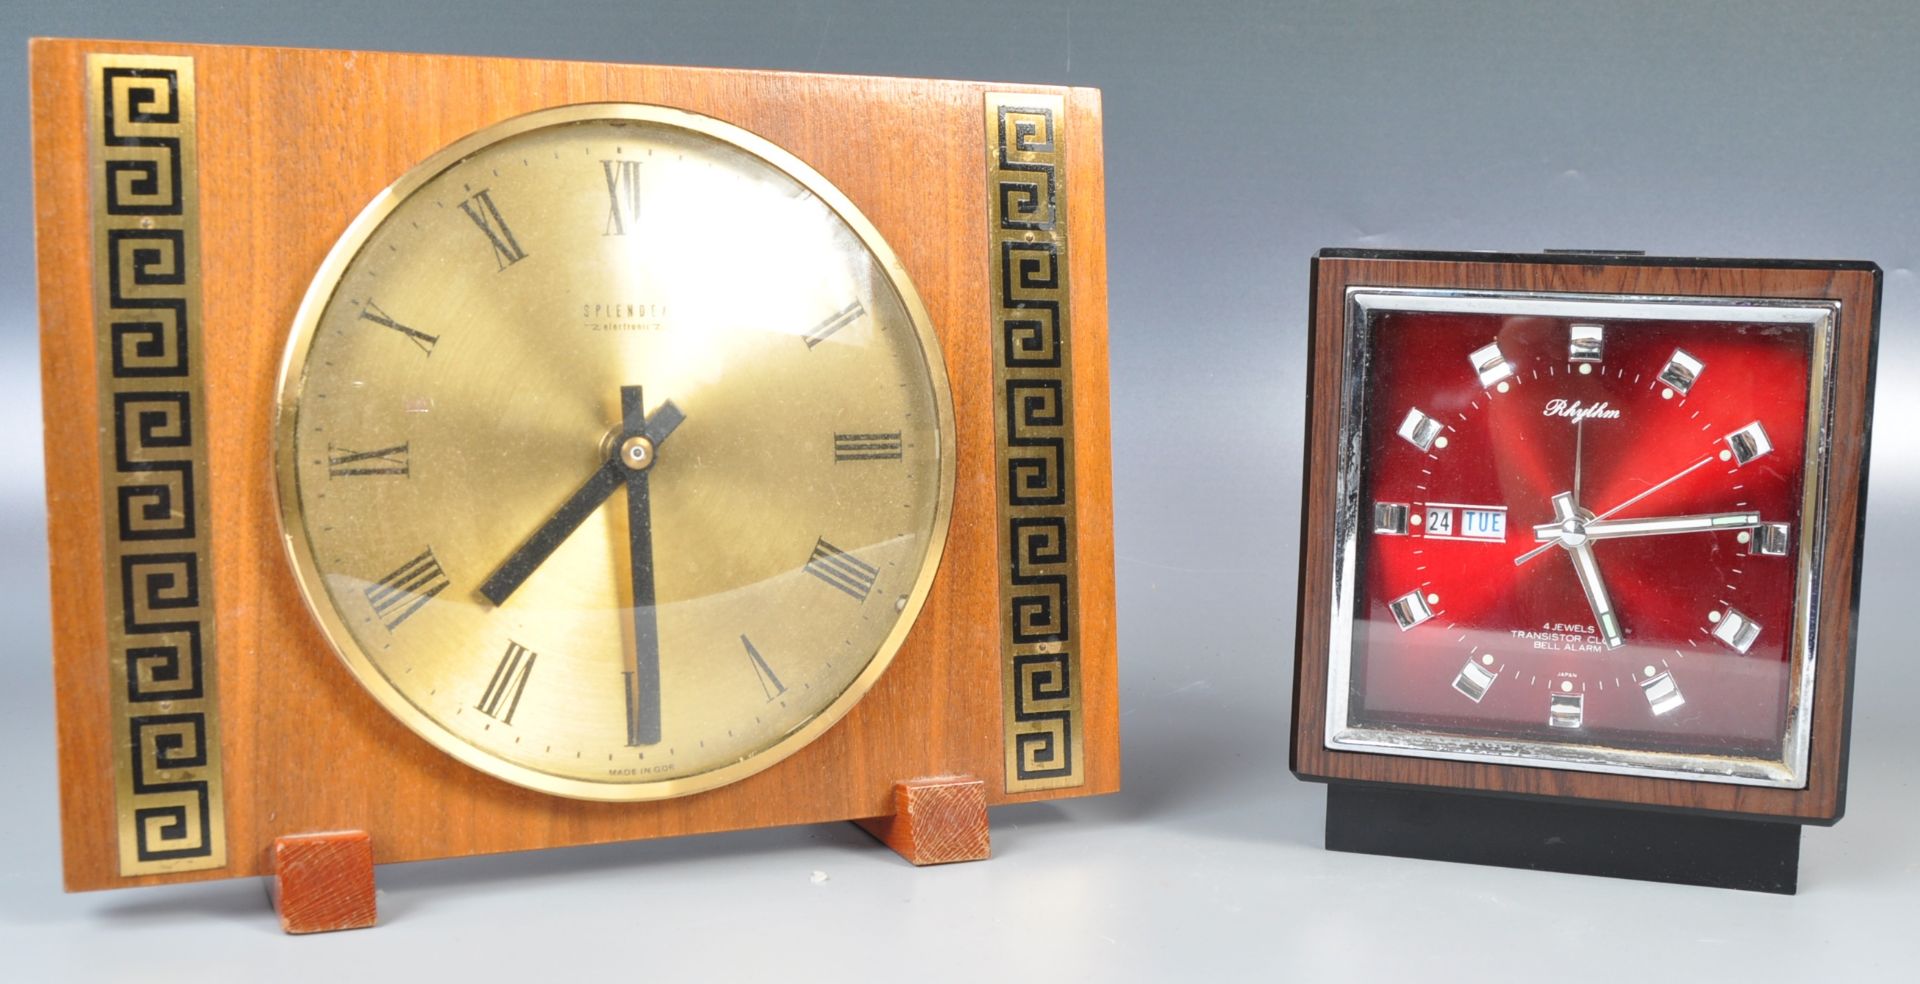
[{"left": 275, "top": 105, "right": 955, "bottom": 801}]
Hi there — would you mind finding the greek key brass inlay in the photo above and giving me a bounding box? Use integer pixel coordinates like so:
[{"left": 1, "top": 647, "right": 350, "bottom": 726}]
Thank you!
[
  {"left": 87, "top": 53, "right": 227, "bottom": 875},
  {"left": 986, "top": 93, "right": 1084, "bottom": 792}
]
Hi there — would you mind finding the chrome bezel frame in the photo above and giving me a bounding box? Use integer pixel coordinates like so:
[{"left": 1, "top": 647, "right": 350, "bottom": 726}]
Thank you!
[{"left": 1325, "top": 287, "right": 1838, "bottom": 788}]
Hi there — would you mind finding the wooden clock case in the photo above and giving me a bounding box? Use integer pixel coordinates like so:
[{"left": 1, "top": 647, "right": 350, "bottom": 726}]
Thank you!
[
  {"left": 31, "top": 38, "right": 1117, "bottom": 908},
  {"left": 1291, "top": 249, "right": 1880, "bottom": 892}
]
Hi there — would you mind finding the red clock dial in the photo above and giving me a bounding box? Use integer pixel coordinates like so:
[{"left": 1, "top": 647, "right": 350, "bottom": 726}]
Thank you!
[{"left": 1346, "top": 298, "right": 1817, "bottom": 765}]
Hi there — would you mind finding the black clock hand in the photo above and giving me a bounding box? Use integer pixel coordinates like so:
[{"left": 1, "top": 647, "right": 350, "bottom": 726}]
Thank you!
[
  {"left": 622, "top": 384, "right": 663, "bottom": 747},
  {"left": 638, "top": 398, "right": 686, "bottom": 446},
  {"left": 478, "top": 462, "right": 622, "bottom": 605},
  {"left": 478, "top": 395, "right": 685, "bottom": 606}
]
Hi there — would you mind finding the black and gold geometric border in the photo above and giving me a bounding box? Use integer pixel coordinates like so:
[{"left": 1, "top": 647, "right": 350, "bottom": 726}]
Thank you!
[
  {"left": 87, "top": 54, "right": 227, "bottom": 875},
  {"left": 986, "top": 93, "right": 1084, "bottom": 793}
]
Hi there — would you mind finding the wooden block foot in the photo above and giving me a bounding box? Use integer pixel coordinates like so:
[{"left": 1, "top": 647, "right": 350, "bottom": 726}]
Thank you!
[
  {"left": 268, "top": 830, "right": 377, "bottom": 934},
  {"left": 854, "top": 776, "right": 991, "bottom": 865}
]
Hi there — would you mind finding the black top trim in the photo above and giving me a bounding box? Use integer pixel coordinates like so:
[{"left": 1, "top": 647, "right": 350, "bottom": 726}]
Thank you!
[{"left": 1316, "top": 247, "right": 1880, "bottom": 275}]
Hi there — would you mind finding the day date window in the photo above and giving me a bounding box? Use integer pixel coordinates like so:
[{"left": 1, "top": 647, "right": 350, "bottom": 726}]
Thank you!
[
  {"left": 1422, "top": 503, "right": 1505, "bottom": 540},
  {"left": 1459, "top": 508, "right": 1506, "bottom": 540}
]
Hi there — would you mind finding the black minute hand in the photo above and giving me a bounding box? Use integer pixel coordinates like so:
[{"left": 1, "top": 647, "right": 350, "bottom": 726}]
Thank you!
[
  {"left": 477, "top": 393, "right": 685, "bottom": 606},
  {"left": 622, "top": 384, "right": 663, "bottom": 746}
]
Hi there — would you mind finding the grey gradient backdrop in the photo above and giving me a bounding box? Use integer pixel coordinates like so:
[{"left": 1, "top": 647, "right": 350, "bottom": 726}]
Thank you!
[{"left": 1, "top": 1, "right": 1915, "bottom": 980}]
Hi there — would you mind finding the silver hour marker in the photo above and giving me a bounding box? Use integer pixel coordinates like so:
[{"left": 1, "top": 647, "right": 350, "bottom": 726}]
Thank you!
[
  {"left": 1397, "top": 408, "right": 1444, "bottom": 451},
  {"left": 1453, "top": 660, "right": 1496, "bottom": 702},
  {"left": 1640, "top": 671, "right": 1686, "bottom": 716},
  {"left": 1725, "top": 421, "right": 1773, "bottom": 466},
  {"left": 1569, "top": 323, "right": 1604, "bottom": 362},
  {"left": 1658, "top": 348, "right": 1705, "bottom": 394},
  {"left": 1388, "top": 590, "right": 1435, "bottom": 630},
  {"left": 1711, "top": 606, "right": 1762, "bottom": 653},
  {"left": 1469, "top": 342, "right": 1517, "bottom": 387},
  {"left": 1549, "top": 691, "right": 1584, "bottom": 729},
  {"left": 1374, "top": 501, "right": 1410, "bottom": 535},
  {"left": 1752, "top": 522, "right": 1791, "bottom": 556}
]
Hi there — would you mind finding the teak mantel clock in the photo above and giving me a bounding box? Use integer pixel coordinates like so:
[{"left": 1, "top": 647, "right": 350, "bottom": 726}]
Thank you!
[
  {"left": 1293, "top": 249, "right": 1879, "bottom": 894},
  {"left": 30, "top": 38, "right": 1116, "bottom": 928}
]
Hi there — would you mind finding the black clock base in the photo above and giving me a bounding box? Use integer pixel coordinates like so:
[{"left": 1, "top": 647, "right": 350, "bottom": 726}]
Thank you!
[{"left": 1323, "top": 784, "right": 1801, "bottom": 894}]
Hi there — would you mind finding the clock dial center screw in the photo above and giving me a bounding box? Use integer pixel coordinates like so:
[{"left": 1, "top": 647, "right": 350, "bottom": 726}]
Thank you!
[
  {"left": 1557, "top": 517, "right": 1588, "bottom": 548},
  {"left": 619, "top": 435, "right": 658, "bottom": 472}
]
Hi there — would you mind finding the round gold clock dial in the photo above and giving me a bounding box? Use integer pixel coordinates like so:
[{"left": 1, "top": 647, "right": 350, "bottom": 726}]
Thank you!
[{"left": 275, "top": 104, "right": 954, "bottom": 801}]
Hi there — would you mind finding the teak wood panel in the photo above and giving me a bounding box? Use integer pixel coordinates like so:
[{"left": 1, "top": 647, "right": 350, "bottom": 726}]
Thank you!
[
  {"left": 32, "top": 39, "right": 1117, "bottom": 891},
  {"left": 1291, "top": 253, "right": 1875, "bottom": 823}
]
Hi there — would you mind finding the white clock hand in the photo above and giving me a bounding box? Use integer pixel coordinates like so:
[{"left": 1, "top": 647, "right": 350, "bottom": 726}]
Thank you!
[
  {"left": 1568, "top": 541, "right": 1625, "bottom": 649},
  {"left": 1587, "top": 455, "right": 1716, "bottom": 524},
  {"left": 1547, "top": 492, "right": 1625, "bottom": 649},
  {"left": 1513, "top": 453, "right": 1716, "bottom": 567},
  {"left": 1533, "top": 510, "right": 1762, "bottom": 543}
]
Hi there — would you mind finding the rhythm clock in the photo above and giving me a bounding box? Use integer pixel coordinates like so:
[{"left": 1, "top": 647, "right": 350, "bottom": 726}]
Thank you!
[
  {"left": 31, "top": 39, "right": 1117, "bottom": 927},
  {"left": 1292, "top": 249, "right": 1879, "bottom": 893}
]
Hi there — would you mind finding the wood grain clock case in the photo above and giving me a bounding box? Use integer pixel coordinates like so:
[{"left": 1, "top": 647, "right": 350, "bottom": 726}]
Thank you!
[
  {"left": 1291, "top": 249, "right": 1879, "bottom": 893},
  {"left": 30, "top": 38, "right": 1117, "bottom": 921}
]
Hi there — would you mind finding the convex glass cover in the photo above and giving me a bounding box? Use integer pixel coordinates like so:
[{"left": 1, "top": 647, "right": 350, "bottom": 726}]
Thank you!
[
  {"left": 1329, "top": 289, "right": 1832, "bottom": 786},
  {"left": 275, "top": 104, "right": 955, "bottom": 800}
]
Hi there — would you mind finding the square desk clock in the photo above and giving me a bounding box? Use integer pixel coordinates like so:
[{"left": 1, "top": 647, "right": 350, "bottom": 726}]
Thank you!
[
  {"left": 1292, "top": 249, "right": 1879, "bottom": 893},
  {"left": 30, "top": 39, "right": 1117, "bottom": 930}
]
